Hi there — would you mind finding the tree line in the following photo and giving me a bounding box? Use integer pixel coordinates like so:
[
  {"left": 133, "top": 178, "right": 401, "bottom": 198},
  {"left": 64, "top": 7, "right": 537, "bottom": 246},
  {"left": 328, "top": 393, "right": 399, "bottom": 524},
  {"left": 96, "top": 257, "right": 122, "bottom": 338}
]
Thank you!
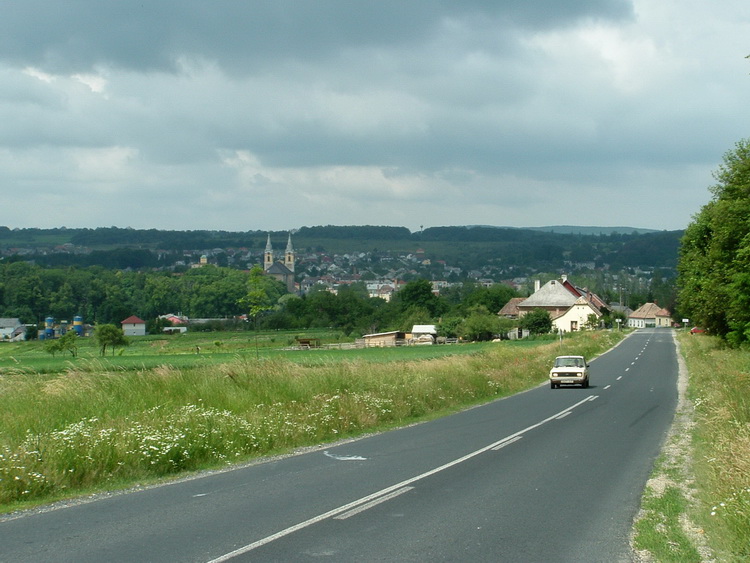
[
  {"left": 677, "top": 138, "right": 750, "bottom": 346},
  {"left": 0, "top": 259, "right": 546, "bottom": 340}
]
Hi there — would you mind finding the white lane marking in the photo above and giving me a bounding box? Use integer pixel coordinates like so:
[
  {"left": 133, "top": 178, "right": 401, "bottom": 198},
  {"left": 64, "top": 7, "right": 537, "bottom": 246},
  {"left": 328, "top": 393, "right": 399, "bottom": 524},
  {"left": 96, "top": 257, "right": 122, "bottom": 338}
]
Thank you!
[
  {"left": 193, "top": 493, "right": 208, "bottom": 498},
  {"left": 617, "top": 376, "right": 623, "bottom": 381},
  {"left": 334, "top": 487, "right": 414, "bottom": 520},
  {"left": 604, "top": 385, "right": 611, "bottom": 390},
  {"left": 205, "top": 395, "right": 598, "bottom": 562},
  {"left": 555, "top": 412, "right": 572, "bottom": 420},
  {"left": 491, "top": 435, "right": 522, "bottom": 451},
  {"left": 324, "top": 451, "right": 367, "bottom": 461}
]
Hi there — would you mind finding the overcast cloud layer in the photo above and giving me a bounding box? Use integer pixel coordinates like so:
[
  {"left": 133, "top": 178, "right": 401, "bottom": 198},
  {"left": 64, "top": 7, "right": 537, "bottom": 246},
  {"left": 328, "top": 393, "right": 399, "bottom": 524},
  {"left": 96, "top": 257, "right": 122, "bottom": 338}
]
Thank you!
[{"left": 1, "top": 1, "right": 748, "bottom": 233}]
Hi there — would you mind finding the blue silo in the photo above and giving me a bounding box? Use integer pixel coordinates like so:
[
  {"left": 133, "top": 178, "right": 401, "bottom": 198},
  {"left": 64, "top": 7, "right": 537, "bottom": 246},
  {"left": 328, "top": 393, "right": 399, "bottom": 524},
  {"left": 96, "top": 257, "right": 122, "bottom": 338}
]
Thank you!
[
  {"left": 45, "top": 317, "right": 55, "bottom": 339},
  {"left": 74, "top": 316, "right": 84, "bottom": 336}
]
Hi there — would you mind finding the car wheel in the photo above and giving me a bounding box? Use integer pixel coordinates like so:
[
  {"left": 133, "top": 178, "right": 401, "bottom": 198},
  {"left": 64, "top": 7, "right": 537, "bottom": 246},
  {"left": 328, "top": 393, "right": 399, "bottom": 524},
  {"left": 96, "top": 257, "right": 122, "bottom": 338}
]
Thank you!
[
  {"left": 550, "top": 381, "right": 556, "bottom": 389},
  {"left": 582, "top": 379, "right": 589, "bottom": 388}
]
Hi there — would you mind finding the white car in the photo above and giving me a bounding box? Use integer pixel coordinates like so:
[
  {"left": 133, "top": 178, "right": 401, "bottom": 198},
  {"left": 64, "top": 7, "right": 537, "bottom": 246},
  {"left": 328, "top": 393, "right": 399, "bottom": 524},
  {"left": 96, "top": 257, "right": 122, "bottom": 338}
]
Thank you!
[{"left": 549, "top": 355, "right": 590, "bottom": 389}]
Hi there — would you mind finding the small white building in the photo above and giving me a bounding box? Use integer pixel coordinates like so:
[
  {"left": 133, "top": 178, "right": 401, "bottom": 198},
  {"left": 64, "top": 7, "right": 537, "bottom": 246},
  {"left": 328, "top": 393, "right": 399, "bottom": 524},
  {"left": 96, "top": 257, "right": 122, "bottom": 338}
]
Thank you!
[{"left": 121, "top": 315, "right": 147, "bottom": 336}]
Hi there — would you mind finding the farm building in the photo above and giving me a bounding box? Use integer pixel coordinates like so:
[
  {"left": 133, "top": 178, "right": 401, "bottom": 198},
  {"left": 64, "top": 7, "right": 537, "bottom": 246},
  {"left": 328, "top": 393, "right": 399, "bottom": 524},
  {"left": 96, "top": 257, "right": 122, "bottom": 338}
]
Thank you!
[{"left": 362, "top": 330, "right": 406, "bottom": 347}]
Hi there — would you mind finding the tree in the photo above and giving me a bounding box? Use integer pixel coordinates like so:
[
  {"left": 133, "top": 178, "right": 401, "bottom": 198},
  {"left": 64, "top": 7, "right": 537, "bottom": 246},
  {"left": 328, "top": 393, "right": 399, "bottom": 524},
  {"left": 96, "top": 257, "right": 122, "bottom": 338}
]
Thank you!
[
  {"left": 677, "top": 138, "right": 750, "bottom": 344},
  {"left": 95, "top": 324, "right": 129, "bottom": 356},
  {"left": 464, "top": 284, "right": 518, "bottom": 315},
  {"left": 44, "top": 331, "right": 79, "bottom": 357},
  {"left": 239, "top": 266, "right": 276, "bottom": 358},
  {"left": 519, "top": 308, "right": 553, "bottom": 335},
  {"left": 394, "top": 279, "right": 447, "bottom": 318},
  {"left": 458, "top": 306, "right": 502, "bottom": 341}
]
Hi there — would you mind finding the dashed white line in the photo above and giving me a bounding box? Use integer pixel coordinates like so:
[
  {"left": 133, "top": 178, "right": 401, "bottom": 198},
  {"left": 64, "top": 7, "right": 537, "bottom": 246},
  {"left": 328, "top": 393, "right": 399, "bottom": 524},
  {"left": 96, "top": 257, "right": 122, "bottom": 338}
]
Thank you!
[
  {"left": 334, "top": 487, "right": 414, "bottom": 520},
  {"left": 491, "top": 435, "right": 523, "bottom": 451}
]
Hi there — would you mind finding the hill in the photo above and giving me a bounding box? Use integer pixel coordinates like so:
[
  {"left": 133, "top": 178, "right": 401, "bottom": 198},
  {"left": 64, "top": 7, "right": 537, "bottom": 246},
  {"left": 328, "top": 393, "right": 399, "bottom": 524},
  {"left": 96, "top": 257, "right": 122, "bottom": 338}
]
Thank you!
[{"left": 0, "top": 224, "right": 683, "bottom": 273}]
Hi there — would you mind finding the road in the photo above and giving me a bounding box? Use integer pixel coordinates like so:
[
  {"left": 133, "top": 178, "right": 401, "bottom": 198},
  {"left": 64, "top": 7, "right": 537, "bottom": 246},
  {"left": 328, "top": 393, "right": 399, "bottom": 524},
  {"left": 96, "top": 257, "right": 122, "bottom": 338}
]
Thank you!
[{"left": 0, "top": 328, "right": 678, "bottom": 562}]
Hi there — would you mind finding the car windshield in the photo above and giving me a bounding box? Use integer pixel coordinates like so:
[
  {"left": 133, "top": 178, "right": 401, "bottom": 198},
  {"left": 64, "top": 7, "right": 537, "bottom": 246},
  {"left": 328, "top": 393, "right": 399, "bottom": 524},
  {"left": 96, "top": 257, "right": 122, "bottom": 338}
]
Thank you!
[{"left": 555, "top": 357, "right": 582, "bottom": 368}]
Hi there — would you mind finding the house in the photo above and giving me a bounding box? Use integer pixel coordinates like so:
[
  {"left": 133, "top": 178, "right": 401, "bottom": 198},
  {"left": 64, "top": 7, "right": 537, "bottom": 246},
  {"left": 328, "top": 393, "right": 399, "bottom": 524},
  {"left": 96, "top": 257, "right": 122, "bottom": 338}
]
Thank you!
[
  {"left": 121, "top": 315, "right": 147, "bottom": 336},
  {"left": 498, "top": 297, "right": 525, "bottom": 319},
  {"left": 552, "top": 296, "right": 602, "bottom": 333},
  {"left": 0, "top": 318, "right": 25, "bottom": 341},
  {"left": 628, "top": 303, "right": 672, "bottom": 328},
  {"left": 512, "top": 275, "right": 604, "bottom": 333},
  {"left": 159, "top": 313, "right": 188, "bottom": 325}
]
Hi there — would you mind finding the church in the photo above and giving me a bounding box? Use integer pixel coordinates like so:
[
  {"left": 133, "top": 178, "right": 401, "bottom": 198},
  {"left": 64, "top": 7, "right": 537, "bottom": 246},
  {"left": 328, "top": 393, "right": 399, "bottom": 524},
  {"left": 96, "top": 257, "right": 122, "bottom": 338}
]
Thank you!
[{"left": 263, "top": 233, "right": 296, "bottom": 293}]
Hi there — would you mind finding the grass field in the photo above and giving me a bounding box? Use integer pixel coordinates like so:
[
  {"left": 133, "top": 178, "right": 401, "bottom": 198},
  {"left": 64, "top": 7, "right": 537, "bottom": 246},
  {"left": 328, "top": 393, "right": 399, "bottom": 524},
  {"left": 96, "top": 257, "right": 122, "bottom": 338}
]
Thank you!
[
  {"left": 0, "top": 330, "right": 542, "bottom": 373},
  {"left": 0, "top": 329, "right": 623, "bottom": 512}
]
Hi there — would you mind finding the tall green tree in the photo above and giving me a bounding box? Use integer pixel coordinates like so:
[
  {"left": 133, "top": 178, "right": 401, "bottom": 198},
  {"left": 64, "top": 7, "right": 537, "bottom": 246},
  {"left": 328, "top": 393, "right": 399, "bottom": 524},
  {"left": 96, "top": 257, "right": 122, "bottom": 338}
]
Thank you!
[
  {"left": 95, "top": 324, "right": 129, "bottom": 356},
  {"left": 678, "top": 138, "right": 750, "bottom": 344},
  {"left": 393, "top": 279, "right": 447, "bottom": 318},
  {"left": 239, "top": 266, "right": 278, "bottom": 358},
  {"left": 519, "top": 308, "right": 553, "bottom": 335},
  {"left": 458, "top": 305, "right": 502, "bottom": 341}
]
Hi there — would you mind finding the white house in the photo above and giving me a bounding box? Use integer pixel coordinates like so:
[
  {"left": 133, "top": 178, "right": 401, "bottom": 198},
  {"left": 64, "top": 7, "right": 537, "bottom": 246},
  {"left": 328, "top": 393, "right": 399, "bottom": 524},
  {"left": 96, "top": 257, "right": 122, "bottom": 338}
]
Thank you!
[
  {"left": 121, "top": 315, "right": 147, "bottom": 336},
  {"left": 551, "top": 296, "right": 602, "bottom": 333},
  {"left": 512, "top": 276, "right": 604, "bottom": 333},
  {"left": 628, "top": 303, "right": 672, "bottom": 328}
]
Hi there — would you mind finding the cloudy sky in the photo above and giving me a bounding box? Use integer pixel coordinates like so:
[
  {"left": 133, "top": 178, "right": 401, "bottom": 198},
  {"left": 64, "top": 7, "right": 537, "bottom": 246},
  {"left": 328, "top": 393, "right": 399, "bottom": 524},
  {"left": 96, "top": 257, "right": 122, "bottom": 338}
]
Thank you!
[{"left": 1, "top": 1, "right": 748, "bottom": 233}]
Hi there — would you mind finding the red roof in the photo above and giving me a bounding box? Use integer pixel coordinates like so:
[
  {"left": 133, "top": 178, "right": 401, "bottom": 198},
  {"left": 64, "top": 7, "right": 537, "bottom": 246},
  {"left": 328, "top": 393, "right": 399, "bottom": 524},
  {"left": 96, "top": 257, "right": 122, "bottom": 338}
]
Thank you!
[{"left": 121, "top": 315, "right": 146, "bottom": 324}]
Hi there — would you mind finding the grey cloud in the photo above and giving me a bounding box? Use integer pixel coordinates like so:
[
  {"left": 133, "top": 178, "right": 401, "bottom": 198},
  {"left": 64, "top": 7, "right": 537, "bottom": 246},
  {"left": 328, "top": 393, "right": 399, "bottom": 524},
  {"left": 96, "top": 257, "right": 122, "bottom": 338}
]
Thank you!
[
  {"left": 0, "top": 0, "right": 744, "bottom": 233},
  {"left": 1, "top": 1, "right": 633, "bottom": 73}
]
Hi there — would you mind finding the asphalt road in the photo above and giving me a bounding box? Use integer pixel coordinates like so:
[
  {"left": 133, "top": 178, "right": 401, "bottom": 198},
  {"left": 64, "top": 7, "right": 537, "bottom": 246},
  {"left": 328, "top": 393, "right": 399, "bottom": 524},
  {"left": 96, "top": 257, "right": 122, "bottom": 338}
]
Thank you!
[{"left": 0, "top": 328, "right": 678, "bottom": 562}]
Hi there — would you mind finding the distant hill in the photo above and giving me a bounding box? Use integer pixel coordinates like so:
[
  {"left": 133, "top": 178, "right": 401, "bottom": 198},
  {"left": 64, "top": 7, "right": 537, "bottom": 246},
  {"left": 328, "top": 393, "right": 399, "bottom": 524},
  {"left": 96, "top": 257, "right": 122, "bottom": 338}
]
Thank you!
[
  {"left": 0, "top": 224, "right": 683, "bottom": 272},
  {"left": 526, "top": 225, "right": 659, "bottom": 235},
  {"left": 471, "top": 225, "right": 659, "bottom": 236}
]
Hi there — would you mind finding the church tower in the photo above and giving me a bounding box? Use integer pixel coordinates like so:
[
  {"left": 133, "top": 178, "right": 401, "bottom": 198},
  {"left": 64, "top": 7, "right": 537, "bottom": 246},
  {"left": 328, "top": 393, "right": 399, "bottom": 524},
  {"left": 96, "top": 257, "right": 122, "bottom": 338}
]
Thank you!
[
  {"left": 264, "top": 233, "right": 274, "bottom": 271},
  {"left": 284, "top": 233, "right": 295, "bottom": 273}
]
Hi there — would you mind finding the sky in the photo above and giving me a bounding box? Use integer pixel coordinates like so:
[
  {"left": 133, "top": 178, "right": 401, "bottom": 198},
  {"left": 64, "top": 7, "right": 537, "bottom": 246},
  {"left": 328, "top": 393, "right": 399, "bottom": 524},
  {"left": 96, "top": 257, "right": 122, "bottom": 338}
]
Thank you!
[{"left": 1, "top": 1, "right": 748, "bottom": 234}]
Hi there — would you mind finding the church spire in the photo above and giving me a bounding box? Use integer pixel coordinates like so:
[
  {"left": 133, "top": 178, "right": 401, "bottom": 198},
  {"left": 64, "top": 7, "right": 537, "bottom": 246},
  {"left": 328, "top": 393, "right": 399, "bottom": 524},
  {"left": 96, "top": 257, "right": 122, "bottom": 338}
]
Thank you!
[
  {"left": 264, "top": 233, "right": 274, "bottom": 271},
  {"left": 285, "top": 232, "right": 295, "bottom": 272}
]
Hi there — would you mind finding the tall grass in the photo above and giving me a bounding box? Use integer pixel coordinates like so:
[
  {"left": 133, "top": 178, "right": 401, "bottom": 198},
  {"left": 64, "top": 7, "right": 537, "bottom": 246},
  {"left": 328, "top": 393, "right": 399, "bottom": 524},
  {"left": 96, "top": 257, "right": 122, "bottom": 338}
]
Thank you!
[
  {"left": 0, "top": 331, "right": 622, "bottom": 510},
  {"left": 680, "top": 334, "right": 750, "bottom": 560}
]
